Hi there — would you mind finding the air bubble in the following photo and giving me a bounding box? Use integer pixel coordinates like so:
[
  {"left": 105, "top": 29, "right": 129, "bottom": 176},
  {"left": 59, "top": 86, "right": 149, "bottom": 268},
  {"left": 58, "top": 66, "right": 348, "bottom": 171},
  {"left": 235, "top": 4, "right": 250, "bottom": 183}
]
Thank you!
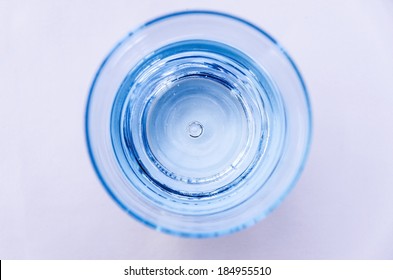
[{"left": 188, "top": 121, "right": 203, "bottom": 138}]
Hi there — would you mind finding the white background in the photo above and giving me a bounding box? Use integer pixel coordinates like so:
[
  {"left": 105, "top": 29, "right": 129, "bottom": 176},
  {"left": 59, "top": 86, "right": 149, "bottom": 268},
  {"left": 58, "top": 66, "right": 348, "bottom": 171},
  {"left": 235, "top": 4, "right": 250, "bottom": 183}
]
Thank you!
[{"left": 1, "top": 0, "right": 393, "bottom": 259}]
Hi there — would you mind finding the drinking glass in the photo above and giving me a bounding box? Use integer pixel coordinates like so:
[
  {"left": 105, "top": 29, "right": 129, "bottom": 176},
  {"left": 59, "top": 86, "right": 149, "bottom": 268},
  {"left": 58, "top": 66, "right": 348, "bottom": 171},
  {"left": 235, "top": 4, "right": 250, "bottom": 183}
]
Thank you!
[{"left": 86, "top": 11, "right": 312, "bottom": 237}]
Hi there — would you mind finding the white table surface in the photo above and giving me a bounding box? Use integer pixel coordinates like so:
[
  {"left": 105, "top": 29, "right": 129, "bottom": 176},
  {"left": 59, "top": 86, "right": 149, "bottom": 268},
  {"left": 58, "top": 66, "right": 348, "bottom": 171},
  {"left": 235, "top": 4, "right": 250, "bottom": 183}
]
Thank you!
[{"left": 1, "top": 0, "right": 393, "bottom": 259}]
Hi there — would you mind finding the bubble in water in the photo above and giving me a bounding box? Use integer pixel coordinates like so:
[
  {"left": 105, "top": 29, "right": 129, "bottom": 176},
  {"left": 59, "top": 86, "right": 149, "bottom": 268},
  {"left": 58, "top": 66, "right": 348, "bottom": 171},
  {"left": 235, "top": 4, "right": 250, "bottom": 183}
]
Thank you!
[{"left": 188, "top": 121, "right": 203, "bottom": 138}]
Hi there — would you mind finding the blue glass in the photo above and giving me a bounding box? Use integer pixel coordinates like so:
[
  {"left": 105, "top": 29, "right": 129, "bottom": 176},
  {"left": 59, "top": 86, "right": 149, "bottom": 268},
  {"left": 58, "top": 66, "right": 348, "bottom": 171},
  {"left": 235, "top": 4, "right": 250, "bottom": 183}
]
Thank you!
[{"left": 86, "top": 11, "right": 312, "bottom": 237}]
